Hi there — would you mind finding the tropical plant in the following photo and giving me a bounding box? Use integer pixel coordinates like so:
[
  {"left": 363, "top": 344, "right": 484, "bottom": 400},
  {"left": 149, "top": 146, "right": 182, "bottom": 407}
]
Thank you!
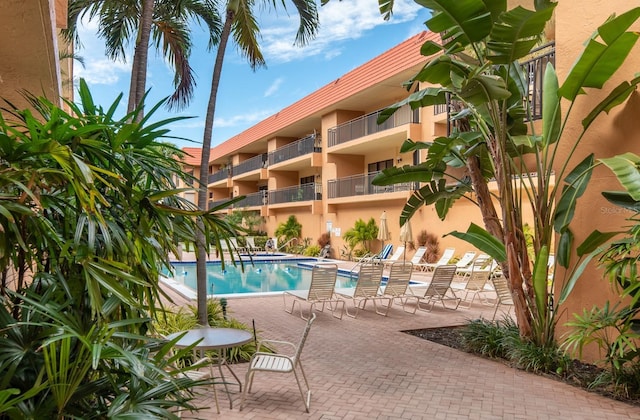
[
  {"left": 194, "top": 0, "right": 320, "bottom": 324},
  {"left": 274, "top": 215, "right": 303, "bottom": 248},
  {"left": 372, "top": 1, "right": 640, "bottom": 346},
  {"left": 65, "top": 0, "right": 221, "bottom": 116},
  {"left": 343, "top": 218, "right": 379, "bottom": 254},
  {"left": 0, "top": 81, "right": 235, "bottom": 416}
]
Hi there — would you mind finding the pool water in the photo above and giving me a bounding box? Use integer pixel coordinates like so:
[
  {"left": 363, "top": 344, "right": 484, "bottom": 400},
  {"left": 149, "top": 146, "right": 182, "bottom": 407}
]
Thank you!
[{"left": 165, "top": 260, "right": 358, "bottom": 296}]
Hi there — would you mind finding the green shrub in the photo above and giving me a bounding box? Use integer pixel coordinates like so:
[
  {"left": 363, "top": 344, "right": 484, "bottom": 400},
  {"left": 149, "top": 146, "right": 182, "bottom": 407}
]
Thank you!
[
  {"left": 460, "top": 317, "right": 519, "bottom": 359},
  {"left": 304, "top": 245, "right": 321, "bottom": 256}
]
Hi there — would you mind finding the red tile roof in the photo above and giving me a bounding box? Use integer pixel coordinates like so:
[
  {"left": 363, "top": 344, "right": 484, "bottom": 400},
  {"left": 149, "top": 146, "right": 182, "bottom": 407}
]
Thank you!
[
  {"left": 180, "top": 147, "right": 205, "bottom": 167},
  {"left": 210, "top": 30, "right": 436, "bottom": 160}
]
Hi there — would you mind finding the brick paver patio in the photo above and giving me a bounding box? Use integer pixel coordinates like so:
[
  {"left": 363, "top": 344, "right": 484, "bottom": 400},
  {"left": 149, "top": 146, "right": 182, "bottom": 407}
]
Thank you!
[{"left": 168, "top": 288, "right": 640, "bottom": 419}]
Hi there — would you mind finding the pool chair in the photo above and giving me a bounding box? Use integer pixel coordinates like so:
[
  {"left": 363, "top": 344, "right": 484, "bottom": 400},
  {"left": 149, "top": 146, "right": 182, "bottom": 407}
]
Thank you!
[
  {"left": 229, "top": 237, "right": 248, "bottom": 255},
  {"left": 335, "top": 262, "right": 384, "bottom": 318},
  {"left": 490, "top": 275, "right": 515, "bottom": 320},
  {"left": 380, "top": 245, "right": 405, "bottom": 267},
  {"left": 240, "top": 313, "right": 316, "bottom": 413},
  {"left": 409, "top": 247, "right": 428, "bottom": 265},
  {"left": 418, "top": 247, "right": 455, "bottom": 272},
  {"left": 283, "top": 263, "right": 344, "bottom": 320},
  {"left": 455, "top": 253, "right": 491, "bottom": 281},
  {"left": 245, "top": 236, "right": 263, "bottom": 254},
  {"left": 407, "top": 264, "right": 460, "bottom": 311},
  {"left": 374, "top": 261, "right": 417, "bottom": 316},
  {"left": 458, "top": 268, "right": 492, "bottom": 309}
]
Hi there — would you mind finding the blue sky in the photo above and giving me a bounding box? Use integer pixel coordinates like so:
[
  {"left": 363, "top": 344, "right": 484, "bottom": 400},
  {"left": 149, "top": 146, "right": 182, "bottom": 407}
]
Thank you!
[{"left": 74, "top": 0, "right": 430, "bottom": 150}]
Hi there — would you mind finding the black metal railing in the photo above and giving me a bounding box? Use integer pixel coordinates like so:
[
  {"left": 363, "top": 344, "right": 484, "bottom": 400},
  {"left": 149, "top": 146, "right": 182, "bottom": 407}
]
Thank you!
[
  {"left": 268, "top": 134, "right": 320, "bottom": 166},
  {"left": 233, "top": 154, "right": 267, "bottom": 177},
  {"left": 233, "top": 191, "right": 268, "bottom": 207},
  {"left": 327, "top": 171, "right": 415, "bottom": 199},
  {"left": 208, "top": 198, "right": 232, "bottom": 209},
  {"left": 268, "top": 183, "right": 321, "bottom": 204},
  {"left": 522, "top": 43, "right": 555, "bottom": 120},
  {"left": 208, "top": 168, "right": 230, "bottom": 184},
  {"left": 327, "top": 104, "right": 419, "bottom": 147}
]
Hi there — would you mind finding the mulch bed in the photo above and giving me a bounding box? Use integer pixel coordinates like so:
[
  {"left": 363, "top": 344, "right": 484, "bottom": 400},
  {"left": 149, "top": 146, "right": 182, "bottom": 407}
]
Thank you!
[{"left": 404, "top": 326, "right": 640, "bottom": 407}]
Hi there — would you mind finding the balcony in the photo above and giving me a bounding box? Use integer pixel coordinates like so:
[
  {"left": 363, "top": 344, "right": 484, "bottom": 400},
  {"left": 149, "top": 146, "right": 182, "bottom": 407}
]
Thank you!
[
  {"left": 268, "top": 134, "right": 321, "bottom": 170},
  {"left": 208, "top": 168, "right": 230, "bottom": 185},
  {"left": 234, "top": 191, "right": 268, "bottom": 208},
  {"left": 268, "top": 183, "right": 321, "bottom": 205},
  {"left": 327, "top": 104, "right": 419, "bottom": 148},
  {"left": 232, "top": 154, "right": 268, "bottom": 179},
  {"left": 522, "top": 43, "right": 555, "bottom": 120},
  {"left": 327, "top": 171, "right": 415, "bottom": 199}
]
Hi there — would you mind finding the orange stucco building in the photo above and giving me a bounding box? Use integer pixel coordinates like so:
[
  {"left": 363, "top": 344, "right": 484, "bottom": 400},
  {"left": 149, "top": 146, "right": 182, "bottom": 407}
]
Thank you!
[{"left": 188, "top": 2, "right": 640, "bottom": 359}]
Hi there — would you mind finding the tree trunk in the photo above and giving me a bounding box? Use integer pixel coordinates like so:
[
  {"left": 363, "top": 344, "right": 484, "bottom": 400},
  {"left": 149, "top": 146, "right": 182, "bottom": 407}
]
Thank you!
[
  {"left": 127, "top": 0, "right": 154, "bottom": 120},
  {"left": 196, "top": 10, "right": 235, "bottom": 325}
]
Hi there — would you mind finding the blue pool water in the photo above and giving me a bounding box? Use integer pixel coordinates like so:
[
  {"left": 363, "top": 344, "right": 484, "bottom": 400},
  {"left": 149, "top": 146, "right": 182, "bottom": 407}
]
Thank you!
[{"left": 164, "top": 260, "right": 358, "bottom": 296}]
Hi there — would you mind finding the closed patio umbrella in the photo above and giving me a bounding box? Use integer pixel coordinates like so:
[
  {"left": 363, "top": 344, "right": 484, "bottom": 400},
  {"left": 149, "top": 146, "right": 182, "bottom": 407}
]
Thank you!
[
  {"left": 399, "top": 219, "right": 413, "bottom": 260},
  {"left": 377, "top": 211, "right": 390, "bottom": 248}
]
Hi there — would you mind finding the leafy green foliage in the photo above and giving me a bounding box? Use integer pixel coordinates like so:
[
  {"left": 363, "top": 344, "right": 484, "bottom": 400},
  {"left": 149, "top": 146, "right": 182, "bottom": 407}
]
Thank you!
[
  {"left": 461, "top": 317, "right": 519, "bottom": 359},
  {"left": 274, "top": 215, "right": 303, "bottom": 248},
  {"left": 343, "top": 218, "right": 379, "bottom": 253},
  {"left": 0, "top": 81, "right": 237, "bottom": 417}
]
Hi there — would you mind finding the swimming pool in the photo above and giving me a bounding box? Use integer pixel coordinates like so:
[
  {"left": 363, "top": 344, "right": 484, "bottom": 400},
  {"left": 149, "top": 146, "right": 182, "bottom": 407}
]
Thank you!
[{"left": 163, "top": 259, "right": 359, "bottom": 297}]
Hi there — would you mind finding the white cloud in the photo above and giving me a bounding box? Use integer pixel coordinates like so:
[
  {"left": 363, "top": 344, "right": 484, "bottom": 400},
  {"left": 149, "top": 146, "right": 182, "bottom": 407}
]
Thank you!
[
  {"left": 75, "top": 58, "right": 130, "bottom": 85},
  {"left": 259, "top": 0, "right": 423, "bottom": 63},
  {"left": 264, "top": 78, "right": 284, "bottom": 97},
  {"left": 215, "top": 108, "right": 275, "bottom": 128}
]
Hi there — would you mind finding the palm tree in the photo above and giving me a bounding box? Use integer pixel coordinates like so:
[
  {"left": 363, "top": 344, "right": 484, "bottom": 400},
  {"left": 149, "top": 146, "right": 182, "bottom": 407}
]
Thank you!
[
  {"left": 194, "top": 0, "right": 319, "bottom": 324},
  {"left": 65, "top": 0, "right": 221, "bottom": 118}
]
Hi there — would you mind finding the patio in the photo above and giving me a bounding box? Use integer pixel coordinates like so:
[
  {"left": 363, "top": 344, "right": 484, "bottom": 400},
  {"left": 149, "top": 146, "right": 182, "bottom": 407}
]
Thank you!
[{"left": 165, "top": 283, "right": 640, "bottom": 419}]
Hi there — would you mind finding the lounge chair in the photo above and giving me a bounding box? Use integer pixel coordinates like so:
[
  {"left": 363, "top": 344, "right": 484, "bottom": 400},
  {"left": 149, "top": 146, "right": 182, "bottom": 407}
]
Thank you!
[
  {"left": 381, "top": 245, "right": 405, "bottom": 266},
  {"left": 240, "top": 313, "right": 316, "bottom": 413},
  {"left": 355, "top": 244, "right": 393, "bottom": 263},
  {"left": 374, "top": 261, "right": 417, "bottom": 315},
  {"left": 458, "top": 268, "right": 492, "bottom": 309},
  {"left": 418, "top": 247, "right": 455, "bottom": 272},
  {"left": 245, "top": 236, "right": 263, "bottom": 254},
  {"left": 455, "top": 253, "right": 491, "bottom": 281},
  {"left": 409, "top": 247, "right": 428, "bottom": 265},
  {"left": 407, "top": 264, "right": 460, "bottom": 311},
  {"left": 229, "top": 237, "right": 248, "bottom": 254},
  {"left": 490, "top": 275, "right": 515, "bottom": 320},
  {"left": 283, "top": 263, "right": 343, "bottom": 320},
  {"left": 335, "top": 262, "right": 384, "bottom": 318}
]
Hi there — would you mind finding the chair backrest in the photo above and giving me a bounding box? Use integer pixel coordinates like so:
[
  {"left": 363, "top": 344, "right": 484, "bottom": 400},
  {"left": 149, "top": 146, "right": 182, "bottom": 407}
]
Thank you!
[
  {"left": 386, "top": 246, "right": 405, "bottom": 261},
  {"left": 491, "top": 275, "right": 514, "bottom": 305},
  {"left": 230, "top": 237, "right": 241, "bottom": 249},
  {"left": 465, "top": 269, "right": 491, "bottom": 291},
  {"left": 293, "top": 312, "right": 316, "bottom": 364},
  {"left": 410, "top": 247, "right": 427, "bottom": 264},
  {"left": 377, "top": 244, "right": 393, "bottom": 260},
  {"left": 435, "top": 247, "right": 455, "bottom": 265},
  {"left": 385, "top": 261, "right": 413, "bottom": 296},
  {"left": 353, "top": 262, "right": 384, "bottom": 298},
  {"left": 426, "top": 264, "right": 457, "bottom": 296},
  {"left": 470, "top": 254, "right": 491, "bottom": 272},
  {"left": 246, "top": 236, "right": 257, "bottom": 248},
  {"left": 307, "top": 263, "right": 338, "bottom": 301},
  {"left": 456, "top": 251, "right": 477, "bottom": 268}
]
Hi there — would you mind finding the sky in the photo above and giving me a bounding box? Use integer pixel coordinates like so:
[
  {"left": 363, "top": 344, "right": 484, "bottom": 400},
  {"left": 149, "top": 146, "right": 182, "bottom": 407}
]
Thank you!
[{"left": 74, "top": 0, "right": 431, "bottom": 150}]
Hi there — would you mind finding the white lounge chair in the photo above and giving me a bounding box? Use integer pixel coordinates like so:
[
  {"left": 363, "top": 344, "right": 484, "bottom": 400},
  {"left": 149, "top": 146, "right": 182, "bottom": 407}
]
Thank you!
[
  {"left": 240, "top": 313, "right": 317, "bottom": 413},
  {"left": 490, "top": 275, "right": 515, "bottom": 320},
  {"left": 335, "top": 262, "right": 384, "bottom": 318},
  {"left": 458, "top": 268, "right": 492, "bottom": 309},
  {"left": 418, "top": 247, "right": 455, "bottom": 272},
  {"left": 409, "top": 247, "right": 428, "bottom": 265},
  {"left": 245, "top": 236, "right": 263, "bottom": 254},
  {"left": 407, "top": 264, "right": 460, "bottom": 311},
  {"left": 381, "top": 245, "right": 405, "bottom": 266},
  {"left": 455, "top": 253, "right": 491, "bottom": 281},
  {"left": 283, "top": 263, "right": 343, "bottom": 320},
  {"left": 374, "top": 261, "right": 417, "bottom": 316}
]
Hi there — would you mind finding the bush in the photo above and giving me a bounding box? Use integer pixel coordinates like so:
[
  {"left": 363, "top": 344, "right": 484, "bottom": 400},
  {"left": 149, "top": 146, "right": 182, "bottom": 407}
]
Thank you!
[
  {"left": 318, "top": 232, "right": 330, "bottom": 247},
  {"left": 303, "top": 244, "right": 321, "bottom": 256},
  {"left": 417, "top": 229, "right": 440, "bottom": 263},
  {"left": 460, "top": 317, "right": 519, "bottom": 359}
]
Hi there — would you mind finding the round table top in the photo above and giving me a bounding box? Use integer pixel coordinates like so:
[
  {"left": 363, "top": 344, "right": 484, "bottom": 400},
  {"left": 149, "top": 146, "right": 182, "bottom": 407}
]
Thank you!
[{"left": 166, "top": 327, "right": 253, "bottom": 350}]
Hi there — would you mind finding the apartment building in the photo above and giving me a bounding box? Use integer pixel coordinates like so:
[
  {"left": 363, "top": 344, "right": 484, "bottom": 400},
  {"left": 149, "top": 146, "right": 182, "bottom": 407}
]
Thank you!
[{"left": 192, "top": 2, "right": 640, "bottom": 352}]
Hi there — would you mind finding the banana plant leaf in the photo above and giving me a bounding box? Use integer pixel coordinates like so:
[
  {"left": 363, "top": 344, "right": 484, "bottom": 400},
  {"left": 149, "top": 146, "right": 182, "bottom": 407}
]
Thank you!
[{"left": 446, "top": 223, "right": 507, "bottom": 261}]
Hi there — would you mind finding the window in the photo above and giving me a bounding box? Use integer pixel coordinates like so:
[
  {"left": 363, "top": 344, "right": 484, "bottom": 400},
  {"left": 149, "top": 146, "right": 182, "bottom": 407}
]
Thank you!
[
  {"left": 368, "top": 159, "right": 394, "bottom": 174},
  {"left": 300, "top": 176, "right": 314, "bottom": 185}
]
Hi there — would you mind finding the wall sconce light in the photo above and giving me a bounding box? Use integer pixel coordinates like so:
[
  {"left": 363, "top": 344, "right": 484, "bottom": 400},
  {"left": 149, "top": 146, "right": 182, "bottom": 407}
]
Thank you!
[{"left": 397, "top": 157, "right": 403, "bottom": 163}]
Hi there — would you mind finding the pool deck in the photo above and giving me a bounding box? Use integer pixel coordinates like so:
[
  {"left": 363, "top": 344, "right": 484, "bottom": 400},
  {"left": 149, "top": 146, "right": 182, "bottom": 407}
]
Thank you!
[{"left": 163, "top": 254, "right": 640, "bottom": 419}]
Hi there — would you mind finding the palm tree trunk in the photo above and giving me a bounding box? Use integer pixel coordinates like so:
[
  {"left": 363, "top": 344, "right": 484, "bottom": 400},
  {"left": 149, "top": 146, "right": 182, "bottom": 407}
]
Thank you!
[
  {"left": 195, "top": 10, "right": 234, "bottom": 325},
  {"left": 127, "top": 0, "right": 154, "bottom": 120}
]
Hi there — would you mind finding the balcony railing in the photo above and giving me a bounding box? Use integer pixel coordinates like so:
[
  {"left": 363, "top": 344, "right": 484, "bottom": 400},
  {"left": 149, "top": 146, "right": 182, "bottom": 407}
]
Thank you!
[
  {"left": 233, "top": 154, "right": 267, "bottom": 177},
  {"left": 208, "top": 198, "right": 232, "bottom": 209},
  {"left": 522, "top": 43, "right": 555, "bottom": 120},
  {"left": 234, "top": 191, "right": 268, "bottom": 207},
  {"left": 208, "top": 168, "right": 230, "bottom": 184},
  {"left": 268, "top": 134, "right": 320, "bottom": 166},
  {"left": 327, "top": 104, "right": 420, "bottom": 147},
  {"left": 327, "top": 171, "right": 415, "bottom": 199},
  {"left": 268, "top": 183, "right": 321, "bottom": 205}
]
